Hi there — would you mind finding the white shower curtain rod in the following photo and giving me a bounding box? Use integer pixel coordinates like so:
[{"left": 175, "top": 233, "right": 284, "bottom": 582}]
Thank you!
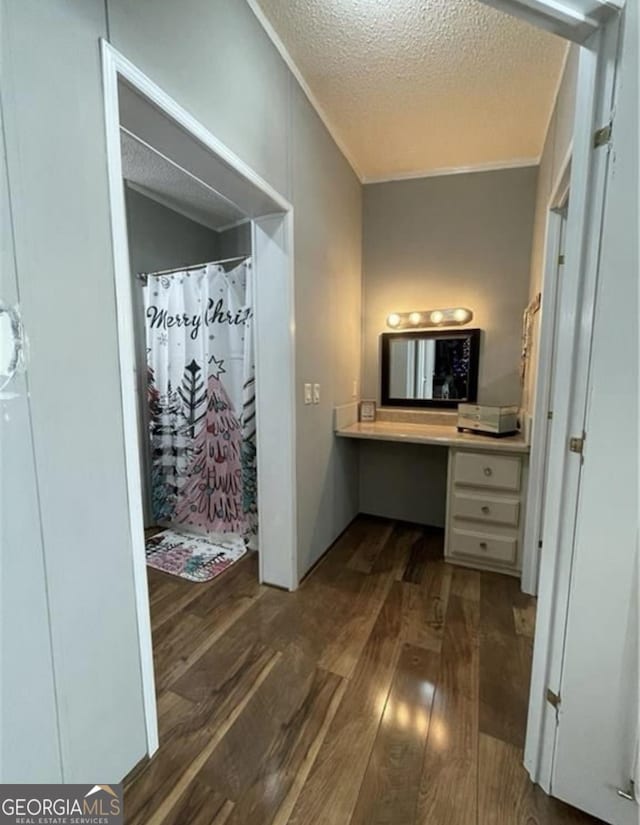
[{"left": 138, "top": 254, "right": 250, "bottom": 280}]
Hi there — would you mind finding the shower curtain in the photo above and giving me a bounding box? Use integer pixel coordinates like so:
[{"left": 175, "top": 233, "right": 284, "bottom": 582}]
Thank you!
[{"left": 143, "top": 260, "right": 257, "bottom": 543}]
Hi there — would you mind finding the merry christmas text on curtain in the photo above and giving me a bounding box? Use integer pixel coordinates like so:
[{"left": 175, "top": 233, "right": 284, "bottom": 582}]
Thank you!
[{"left": 143, "top": 260, "right": 257, "bottom": 542}]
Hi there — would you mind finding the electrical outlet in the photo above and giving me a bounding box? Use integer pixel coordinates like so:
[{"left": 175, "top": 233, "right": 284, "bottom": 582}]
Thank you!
[
  {"left": 304, "top": 383, "right": 312, "bottom": 405},
  {"left": 352, "top": 379, "right": 358, "bottom": 398},
  {"left": 313, "top": 383, "right": 320, "bottom": 404}
]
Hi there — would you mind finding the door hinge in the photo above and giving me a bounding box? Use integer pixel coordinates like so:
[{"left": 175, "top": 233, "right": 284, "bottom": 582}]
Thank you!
[
  {"left": 558, "top": 254, "right": 565, "bottom": 265},
  {"left": 547, "top": 410, "right": 553, "bottom": 420},
  {"left": 538, "top": 539, "right": 543, "bottom": 549},
  {"left": 569, "top": 433, "right": 585, "bottom": 455},
  {"left": 594, "top": 122, "right": 613, "bottom": 148},
  {"left": 546, "top": 688, "right": 561, "bottom": 711}
]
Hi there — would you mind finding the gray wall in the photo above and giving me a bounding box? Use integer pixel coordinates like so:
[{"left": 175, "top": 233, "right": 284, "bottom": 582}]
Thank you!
[
  {"left": 125, "top": 185, "right": 220, "bottom": 274},
  {"left": 291, "top": 81, "right": 362, "bottom": 575},
  {"left": 1, "top": 90, "right": 62, "bottom": 782},
  {"left": 523, "top": 46, "right": 579, "bottom": 412},
  {"left": 217, "top": 221, "right": 252, "bottom": 259},
  {"left": 359, "top": 168, "right": 536, "bottom": 527},
  {"left": 2, "top": 0, "right": 147, "bottom": 781},
  {"left": 360, "top": 442, "right": 449, "bottom": 526},
  {"left": 108, "top": 0, "right": 362, "bottom": 581},
  {"left": 2, "top": 0, "right": 361, "bottom": 782},
  {"left": 124, "top": 186, "right": 221, "bottom": 527},
  {"left": 362, "top": 167, "right": 537, "bottom": 405}
]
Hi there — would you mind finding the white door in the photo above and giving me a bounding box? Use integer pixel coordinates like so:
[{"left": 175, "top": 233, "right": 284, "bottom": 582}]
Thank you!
[
  {"left": 476, "top": 1, "right": 637, "bottom": 823},
  {"left": 0, "top": 93, "right": 61, "bottom": 781},
  {"left": 550, "top": 2, "right": 638, "bottom": 820}
]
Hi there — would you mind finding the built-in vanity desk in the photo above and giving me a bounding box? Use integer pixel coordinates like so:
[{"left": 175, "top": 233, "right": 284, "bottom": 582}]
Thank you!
[{"left": 336, "top": 415, "right": 529, "bottom": 577}]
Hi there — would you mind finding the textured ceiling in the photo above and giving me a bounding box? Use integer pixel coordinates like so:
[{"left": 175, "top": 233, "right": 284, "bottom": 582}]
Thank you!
[
  {"left": 253, "top": 0, "right": 567, "bottom": 180},
  {"left": 120, "top": 130, "right": 245, "bottom": 230}
]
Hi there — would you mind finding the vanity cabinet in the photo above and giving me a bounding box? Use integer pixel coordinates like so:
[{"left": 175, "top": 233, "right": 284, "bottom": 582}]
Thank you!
[
  {"left": 334, "top": 411, "right": 530, "bottom": 578},
  {"left": 445, "top": 448, "right": 527, "bottom": 576}
]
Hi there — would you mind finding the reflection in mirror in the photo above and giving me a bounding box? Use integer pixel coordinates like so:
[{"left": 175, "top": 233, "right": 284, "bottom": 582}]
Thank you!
[{"left": 381, "top": 329, "right": 480, "bottom": 408}]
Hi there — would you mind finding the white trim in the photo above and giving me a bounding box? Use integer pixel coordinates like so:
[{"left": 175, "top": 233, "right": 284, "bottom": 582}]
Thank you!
[
  {"left": 521, "top": 149, "right": 571, "bottom": 596},
  {"left": 109, "top": 45, "right": 291, "bottom": 215},
  {"left": 524, "top": 15, "right": 620, "bottom": 791},
  {"left": 478, "top": 0, "right": 620, "bottom": 43},
  {"left": 252, "top": 214, "right": 298, "bottom": 589},
  {"left": 244, "top": 0, "right": 363, "bottom": 182},
  {"left": 362, "top": 157, "right": 540, "bottom": 185},
  {"left": 100, "top": 40, "right": 299, "bottom": 759},
  {"left": 101, "top": 42, "right": 159, "bottom": 757}
]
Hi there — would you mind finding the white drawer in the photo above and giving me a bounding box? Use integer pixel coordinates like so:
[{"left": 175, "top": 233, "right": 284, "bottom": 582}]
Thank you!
[
  {"left": 451, "top": 491, "right": 520, "bottom": 527},
  {"left": 453, "top": 451, "right": 522, "bottom": 491},
  {"left": 450, "top": 527, "right": 517, "bottom": 566}
]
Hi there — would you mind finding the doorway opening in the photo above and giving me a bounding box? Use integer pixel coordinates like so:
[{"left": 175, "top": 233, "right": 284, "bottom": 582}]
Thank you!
[{"left": 102, "top": 42, "right": 298, "bottom": 755}]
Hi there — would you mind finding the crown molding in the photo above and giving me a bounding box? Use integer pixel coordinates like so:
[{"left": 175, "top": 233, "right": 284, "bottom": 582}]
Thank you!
[
  {"left": 244, "top": 0, "right": 364, "bottom": 182},
  {"left": 244, "top": 0, "right": 567, "bottom": 188},
  {"left": 362, "top": 157, "right": 540, "bottom": 185}
]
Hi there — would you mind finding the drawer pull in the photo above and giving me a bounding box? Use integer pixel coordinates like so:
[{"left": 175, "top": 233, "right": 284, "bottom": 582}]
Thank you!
[
  {"left": 481, "top": 505, "right": 490, "bottom": 514},
  {"left": 483, "top": 467, "right": 493, "bottom": 477},
  {"left": 451, "top": 527, "right": 517, "bottom": 564}
]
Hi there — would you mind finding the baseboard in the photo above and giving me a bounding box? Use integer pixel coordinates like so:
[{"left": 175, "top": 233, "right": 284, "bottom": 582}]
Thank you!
[{"left": 122, "top": 754, "right": 150, "bottom": 789}]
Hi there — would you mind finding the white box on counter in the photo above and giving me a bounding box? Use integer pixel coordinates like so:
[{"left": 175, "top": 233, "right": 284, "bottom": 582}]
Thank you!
[{"left": 457, "top": 404, "right": 519, "bottom": 437}]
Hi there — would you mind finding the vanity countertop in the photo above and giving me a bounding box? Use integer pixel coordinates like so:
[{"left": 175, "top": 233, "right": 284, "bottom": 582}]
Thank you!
[{"left": 335, "top": 420, "right": 529, "bottom": 453}]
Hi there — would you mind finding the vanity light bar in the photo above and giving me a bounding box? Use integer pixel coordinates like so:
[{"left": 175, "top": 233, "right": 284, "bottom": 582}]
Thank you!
[{"left": 386, "top": 308, "right": 473, "bottom": 329}]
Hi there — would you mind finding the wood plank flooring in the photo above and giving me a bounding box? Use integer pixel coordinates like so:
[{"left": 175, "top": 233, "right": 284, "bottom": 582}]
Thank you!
[{"left": 126, "top": 516, "right": 603, "bottom": 825}]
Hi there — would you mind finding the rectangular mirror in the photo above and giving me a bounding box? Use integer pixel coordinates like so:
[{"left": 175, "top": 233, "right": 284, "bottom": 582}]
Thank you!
[{"left": 381, "top": 329, "right": 480, "bottom": 407}]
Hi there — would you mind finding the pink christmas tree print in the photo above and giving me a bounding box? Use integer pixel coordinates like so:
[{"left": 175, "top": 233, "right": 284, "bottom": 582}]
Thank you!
[{"left": 174, "top": 372, "right": 245, "bottom": 534}]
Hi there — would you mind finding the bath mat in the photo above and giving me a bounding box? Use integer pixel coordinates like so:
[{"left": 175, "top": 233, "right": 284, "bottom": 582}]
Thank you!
[{"left": 145, "top": 528, "right": 247, "bottom": 582}]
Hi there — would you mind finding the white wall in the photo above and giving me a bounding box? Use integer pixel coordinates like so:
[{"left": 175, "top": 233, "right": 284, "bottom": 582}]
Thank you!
[{"left": 1, "top": 0, "right": 362, "bottom": 780}]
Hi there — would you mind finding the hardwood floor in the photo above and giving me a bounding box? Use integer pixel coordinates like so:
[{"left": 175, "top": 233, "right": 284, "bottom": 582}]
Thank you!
[{"left": 126, "top": 516, "right": 602, "bottom": 825}]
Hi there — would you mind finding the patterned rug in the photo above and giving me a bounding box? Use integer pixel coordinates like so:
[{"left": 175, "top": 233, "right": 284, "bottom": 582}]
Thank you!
[{"left": 145, "top": 529, "right": 247, "bottom": 582}]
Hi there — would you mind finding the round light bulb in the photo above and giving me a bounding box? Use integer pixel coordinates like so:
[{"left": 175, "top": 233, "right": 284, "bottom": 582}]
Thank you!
[
  {"left": 409, "top": 312, "right": 422, "bottom": 326},
  {"left": 453, "top": 308, "right": 470, "bottom": 323},
  {"left": 430, "top": 310, "right": 444, "bottom": 325},
  {"left": 387, "top": 313, "right": 401, "bottom": 328}
]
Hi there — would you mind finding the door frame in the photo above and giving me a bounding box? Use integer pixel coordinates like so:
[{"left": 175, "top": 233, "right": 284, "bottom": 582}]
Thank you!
[
  {"left": 520, "top": 13, "right": 622, "bottom": 792},
  {"left": 521, "top": 150, "right": 571, "bottom": 596},
  {"left": 100, "top": 41, "right": 298, "bottom": 756}
]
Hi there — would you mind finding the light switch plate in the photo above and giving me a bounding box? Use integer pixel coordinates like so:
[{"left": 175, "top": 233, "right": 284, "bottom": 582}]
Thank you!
[
  {"left": 304, "top": 383, "right": 312, "bottom": 405},
  {"left": 313, "top": 383, "right": 320, "bottom": 404}
]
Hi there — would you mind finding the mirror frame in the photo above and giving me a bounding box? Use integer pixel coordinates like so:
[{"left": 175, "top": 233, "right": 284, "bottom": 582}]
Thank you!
[{"left": 380, "top": 328, "right": 481, "bottom": 408}]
